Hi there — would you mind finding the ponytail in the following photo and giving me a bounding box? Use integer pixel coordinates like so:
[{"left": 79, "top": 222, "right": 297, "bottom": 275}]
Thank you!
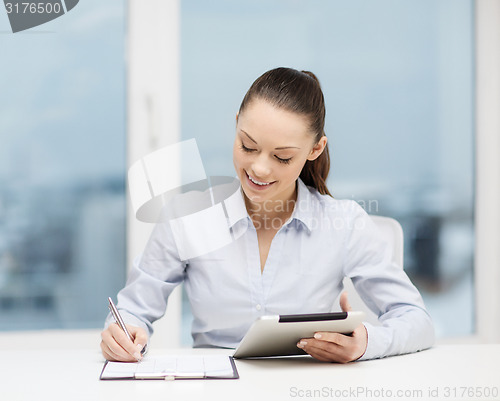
[
  {"left": 300, "top": 141, "right": 331, "bottom": 196},
  {"left": 299, "top": 70, "right": 331, "bottom": 196}
]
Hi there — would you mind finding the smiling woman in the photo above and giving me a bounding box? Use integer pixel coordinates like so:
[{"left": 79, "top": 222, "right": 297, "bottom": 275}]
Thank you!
[
  {"left": 102, "top": 67, "right": 434, "bottom": 364},
  {"left": 236, "top": 68, "right": 331, "bottom": 198},
  {"left": 232, "top": 69, "right": 329, "bottom": 272},
  {"left": 234, "top": 99, "right": 326, "bottom": 206}
]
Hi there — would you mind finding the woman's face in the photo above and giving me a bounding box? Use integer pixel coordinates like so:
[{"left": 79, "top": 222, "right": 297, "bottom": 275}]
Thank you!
[{"left": 233, "top": 98, "right": 326, "bottom": 206}]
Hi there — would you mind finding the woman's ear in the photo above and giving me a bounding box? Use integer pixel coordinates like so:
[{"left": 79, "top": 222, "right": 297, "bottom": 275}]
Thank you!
[
  {"left": 307, "top": 136, "right": 328, "bottom": 161},
  {"left": 236, "top": 112, "right": 239, "bottom": 122}
]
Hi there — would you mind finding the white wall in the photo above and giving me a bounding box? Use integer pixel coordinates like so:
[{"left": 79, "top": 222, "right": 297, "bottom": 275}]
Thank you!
[
  {"left": 475, "top": 0, "right": 500, "bottom": 343},
  {"left": 127, "top": 0, "right": 182, "bottom": 348}
]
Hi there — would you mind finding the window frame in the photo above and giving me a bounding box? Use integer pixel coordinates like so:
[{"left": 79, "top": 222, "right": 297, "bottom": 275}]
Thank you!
[
  {"left": 474, "top": 0, "right": 500, "bottom": 344},
  {"left": 127, "top": 0, "right": 182, "bottom": 348}
]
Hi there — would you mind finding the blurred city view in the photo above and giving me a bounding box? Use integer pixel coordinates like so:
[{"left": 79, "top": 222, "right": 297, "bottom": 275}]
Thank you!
[
  {"left": 0, "top": 179, "right": 126, "bottom": 329},
  {"left": 0, "top": 1, "right": 127, "bottom": 330}
]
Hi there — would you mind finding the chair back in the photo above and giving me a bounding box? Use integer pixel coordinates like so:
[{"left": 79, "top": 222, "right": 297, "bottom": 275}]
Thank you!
[
  {"left": 340, "top": 215, "right": 404, "bottom": 325},
  {"left": 370, "top": 215, "right": 404, "bottom": 266}
]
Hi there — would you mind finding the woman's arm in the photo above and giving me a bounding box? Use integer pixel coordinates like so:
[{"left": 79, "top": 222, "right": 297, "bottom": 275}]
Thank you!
[
  {"left": 101, "top": 216, "right": 186, "bottom": 360},
  {"left": 342, "top": 203, "right": 435, "bottom": 360}
]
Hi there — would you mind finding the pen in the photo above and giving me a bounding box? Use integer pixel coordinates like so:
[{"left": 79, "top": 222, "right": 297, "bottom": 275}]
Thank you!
[{"left": 108, "top": 297, "right": 146, "bottom": 357}]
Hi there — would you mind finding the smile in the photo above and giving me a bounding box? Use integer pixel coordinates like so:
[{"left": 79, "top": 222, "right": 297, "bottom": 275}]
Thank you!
[{"left": 246, "top": 172, "right": 275, "bottom": 188}]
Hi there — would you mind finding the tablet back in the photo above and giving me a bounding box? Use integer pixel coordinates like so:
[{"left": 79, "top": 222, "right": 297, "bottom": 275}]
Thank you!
[{"left": 233, "top": 311, "right": 365, "bottom": 358}]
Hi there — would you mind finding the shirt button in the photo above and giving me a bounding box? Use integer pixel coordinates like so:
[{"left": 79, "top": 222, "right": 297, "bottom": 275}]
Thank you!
[{"left": 256, "top": 304, "right": 262, "bottom": 311}]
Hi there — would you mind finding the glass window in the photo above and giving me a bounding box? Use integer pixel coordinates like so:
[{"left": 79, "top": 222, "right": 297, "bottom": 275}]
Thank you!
[
  {"left": 0, "top": 2, "right": 127, "bottom": 330},
  {"left": 180, "top": 0, "right": 474, "bottom": 343}
]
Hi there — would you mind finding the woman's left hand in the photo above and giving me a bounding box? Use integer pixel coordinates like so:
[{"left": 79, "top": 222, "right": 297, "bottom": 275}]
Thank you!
[{"left": 297, "top": 292, "right": 368, "bottom": 363}]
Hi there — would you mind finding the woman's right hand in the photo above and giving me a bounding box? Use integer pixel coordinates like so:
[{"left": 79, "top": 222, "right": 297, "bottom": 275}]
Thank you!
[{"left": 100, "top": 323, "right": 148, "bottom": 362}]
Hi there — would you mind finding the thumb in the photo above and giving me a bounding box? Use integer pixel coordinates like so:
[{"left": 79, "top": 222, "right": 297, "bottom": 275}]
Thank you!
[{"left": 340, "top": 291, "right": 352, "bottom": 312}]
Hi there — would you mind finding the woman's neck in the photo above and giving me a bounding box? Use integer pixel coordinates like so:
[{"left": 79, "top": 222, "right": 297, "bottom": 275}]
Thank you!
[{"left": 244, "top": 186, "right": 297, "bottom": 230}]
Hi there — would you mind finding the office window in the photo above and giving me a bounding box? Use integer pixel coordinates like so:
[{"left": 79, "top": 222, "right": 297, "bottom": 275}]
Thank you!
[
  {"left": 0, "top": 2, "right": 127, "bottom": 330},
  {"left": 180, "top": 0, "right": 474, "bottom": 341}
]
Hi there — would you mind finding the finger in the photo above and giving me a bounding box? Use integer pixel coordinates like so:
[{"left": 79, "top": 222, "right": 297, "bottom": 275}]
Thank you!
[
  {"left": 100, "top": 335, "right": 136, "bottom": 362},
  {"left": 299, "top": 336, "right": 345, "bottom": 354},
  {"left": 306, "top": 343, "right": 352, "bottom": 363},
  {"left": 306, "top": 325, "right": 367, "bottom": 362},
  {"left": 101, "top": 328, "right": 137, "bottom": 362},
  {"left": 128, "top": 326, "right": 148, "bottom": 356},
  {"left": 100, "top": 340, "right": 125, "bottom": 362},
  {"left": 297, "top": 339, "right": 347, "bottom": 363},
  {"left": 102, "top": 341, "right": 137, "bottom": 362},
  {"left": 312, "top": 331, "right": 349, "bottom": 347},
  {"left": 107, "top": 324, "right": 142, "bottom": 361},
  {"left": 100, "top": 340, "right": 115, "bottom": 361},
  {"left": 109, "top": 323, "right": 137, "bottom": 352},
  {"left": 340, "top": 291, "right": 352, "bottom": 312},
  {"left": 101, "top": 329, "right": 123, "bottom": 360}
]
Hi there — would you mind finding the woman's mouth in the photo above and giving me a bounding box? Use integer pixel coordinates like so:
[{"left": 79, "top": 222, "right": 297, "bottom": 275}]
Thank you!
[{"left": 245, "top": 171, "right": 275, "bottom": 190}]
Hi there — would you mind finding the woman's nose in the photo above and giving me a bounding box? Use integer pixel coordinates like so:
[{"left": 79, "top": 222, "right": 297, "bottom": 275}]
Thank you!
[{"left": 251, "top": 155, "right": 272, "bottom": 179}]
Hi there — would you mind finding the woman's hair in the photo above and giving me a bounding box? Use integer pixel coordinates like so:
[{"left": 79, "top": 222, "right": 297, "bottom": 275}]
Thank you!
[{"left": 238, "top": 67, "right": 332, "bottom": 196}]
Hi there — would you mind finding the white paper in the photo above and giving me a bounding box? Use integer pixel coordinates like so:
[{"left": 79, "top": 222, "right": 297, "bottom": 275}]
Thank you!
[
  {"left": 101, "top": 355, "right": 235, "bottom": 380},
  {"left": 203, "top": 355, "right": 237, "bottom": 377}
]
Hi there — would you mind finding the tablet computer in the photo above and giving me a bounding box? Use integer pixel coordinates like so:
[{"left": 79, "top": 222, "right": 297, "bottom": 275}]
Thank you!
[{"left": 233, "top": 311, "right": 365, "bottom": 359}]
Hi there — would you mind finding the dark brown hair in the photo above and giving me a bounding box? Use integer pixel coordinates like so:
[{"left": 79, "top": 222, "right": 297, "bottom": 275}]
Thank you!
[{"left": 239, "top": 67, "right": 331, "bottom": 196}]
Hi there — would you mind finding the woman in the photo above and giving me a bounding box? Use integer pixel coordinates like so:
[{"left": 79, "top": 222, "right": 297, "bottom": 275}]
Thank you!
[{"left": 101, "top": 67, "right": 435, "bottom": 363}]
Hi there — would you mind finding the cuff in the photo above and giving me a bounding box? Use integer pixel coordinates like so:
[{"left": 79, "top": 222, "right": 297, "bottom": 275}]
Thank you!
[{"left": 357, "top": 322, "right": 391, "bottom": 361}]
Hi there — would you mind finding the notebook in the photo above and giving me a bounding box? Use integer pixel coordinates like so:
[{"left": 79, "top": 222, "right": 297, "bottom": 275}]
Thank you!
[{"left": 100, "top": 355, "right": 238, "bottom": 380}]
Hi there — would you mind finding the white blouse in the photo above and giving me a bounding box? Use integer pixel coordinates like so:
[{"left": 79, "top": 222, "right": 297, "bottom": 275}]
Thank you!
[{"left": 106, "top": 178, "right": 434, "bottom": 360}]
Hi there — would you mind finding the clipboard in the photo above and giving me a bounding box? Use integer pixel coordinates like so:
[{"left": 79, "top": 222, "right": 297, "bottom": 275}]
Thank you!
[
  {"left": 100, "top": 355, "right": 239, "bottom": 380},
  {"left": 233, "top": 311, "right": 365, "bottom": 358}
]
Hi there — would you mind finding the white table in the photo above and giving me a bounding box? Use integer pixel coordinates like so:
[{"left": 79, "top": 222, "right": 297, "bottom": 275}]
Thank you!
[{"left": 1, "top": 341, "right": 499, "bottom": 401}]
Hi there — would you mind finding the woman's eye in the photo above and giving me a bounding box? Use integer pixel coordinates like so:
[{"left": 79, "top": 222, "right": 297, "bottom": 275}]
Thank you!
[
  {"left": 240, "top": 141, "right": 291, "bottom": 164},
  {"left": 275, "top": 156, "right": 292, "bottom": 164},
  {"left": 240, "top": 143, "right": 256, "bottom": 153}
]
